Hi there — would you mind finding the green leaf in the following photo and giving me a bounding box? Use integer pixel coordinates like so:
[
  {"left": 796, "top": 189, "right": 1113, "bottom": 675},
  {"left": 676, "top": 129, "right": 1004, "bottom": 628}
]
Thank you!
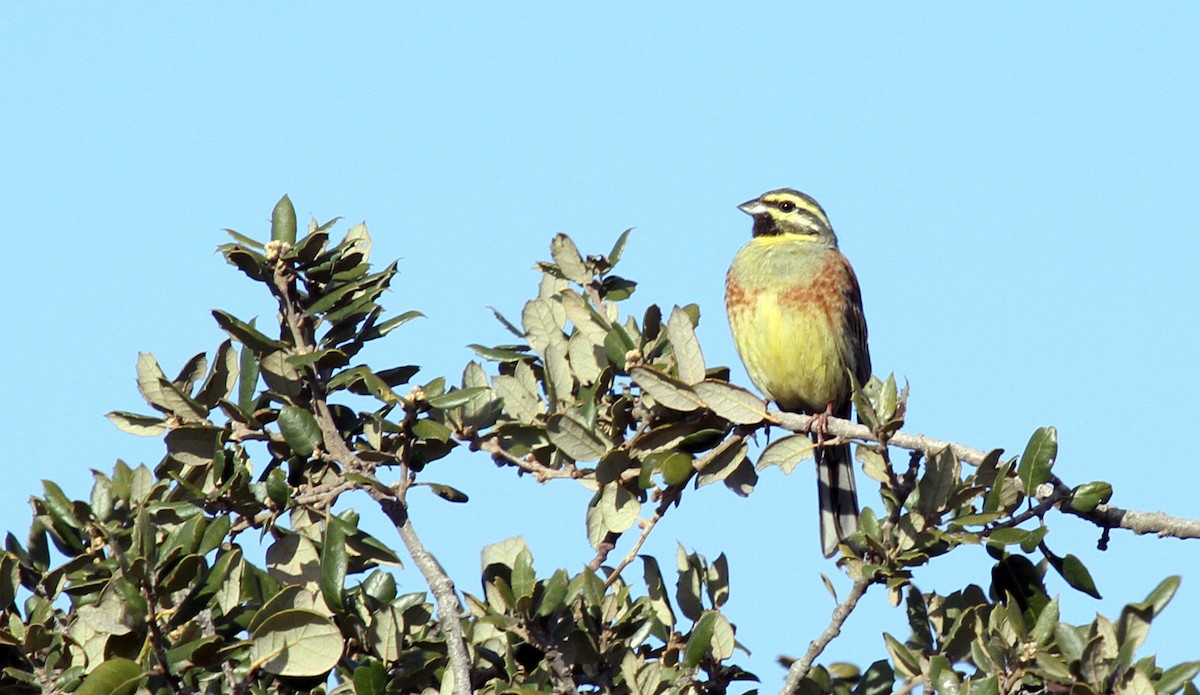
[
  {"left": 511, "top": 547, "right": 536, "bottom": 601},
  {"left": 642, "top": 555, "right": 675, "bottom": 628},
  {"left": 666, "top": 306, "right": 706, "bottom": 384},
  {"left": 601, "top": 275, "right": 637, "bottom": 301},
  {"left": 425, "top": 386, "right": 489, "bottom": 410},
  {"left": 1057, "top": 553, "right": 1102, "bottom": 599},
  {"left": 135, "top": 352, "right": 207, "bottom": 420},
  {"left": 352, "top": 659, "right": 387, "bottom": 695},
  {"left": 212, "top": 310, "right": 285, "bottom": 353},
  {"left": 1142, "top": 575, "right": 1180, "bottom": 616},
  {"left": 425, "top": 483, "right": 469, "bottom": 503},
  {"left": 883, "top": 632, "right": 921, "bottom": 678},
  {"left": 630, "top": 366, "right": 703, "bottom": 412},
  {"left": 73, "top": 657, "right": 143, "bottom": 695},
  {"left": 660, "top": 451, "right": 694, "bottom": 486},
  {"left": 1032, "top": 595, "right": 1060, "bottom": 645},
  {"left": 536, "top": 569, "right": 570, "bottom": 617},
  {"left": 608, "top": 228, "right": 633, "bottom": 266},
  {"left": 695, "top": 438, "right": 750, "bottom": 490},
  {"left": 928, "top": 654, "right": 961, "bottom": 694},
  {"left": 586, "top": 485, "right": 639, "bottom": 548},
  {"left": 278, "top": 405, "right": 322, "bottom": 457},
  {"left": 916, "top": 446, "right": 959, "bottom": 516},
  {"left": 1158, "top": 662, "right": 1200, "bottom": 694},
  {"left": 547, "top": 413, "right": 610, "bottom": 462},
  {"left": 550, "top": 233, "right": 591, "bottom": 285},
  {"left": 105, "top": 411, "right": 167, "bottom": 436},
  {"left": 692, "top": 380, "right": 767, "bottom": 424},
  {"left": 1017, "top": 426, "right": 1057, "bottom": 495},
  {"left": 1069, "top": 481, "right": 1113, "bottom": 512},
  {"left": 756, "top": 434, "right": 816, "bottom": 474},
  {"left": 271, "top": 195, "right": 297, "bottom": 245},
  {"left": 197, "top": 339, "right": 239, "bottom": 407},
  {"left": 683, "top": 611, "right": 718, "bottom": 668},
  {"left": 468, "top": 343, "right": 534, "bottom": 362},
  {"left": 224, "top": 227, "right": 265, "bottom": 249},
  {"left": 248, "top": 608, "right": 343, "bottom": 677},
  {"left": 320, "top": 518, "right": 349, "bottom": 613}
]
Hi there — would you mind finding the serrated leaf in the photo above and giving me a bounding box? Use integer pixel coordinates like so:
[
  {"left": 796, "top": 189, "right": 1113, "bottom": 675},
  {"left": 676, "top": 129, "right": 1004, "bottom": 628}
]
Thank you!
[
  {"left": 693, "top": 380, "right": 767, "bottom": 424},
  {"left": 666, "top": 306, "right": 705, "bottom": 385},
  {"left": 630, "top": 366, "right": 702, "bottom": 412},
  {"left": 756, "top": 434, "right": 816, "bottom": 474},
  {"left": 278, "top": 405, "right": 322, "bottom": 457},
  {"left": 1017, "top": 426, "right": 1057, "bottom": 494}
]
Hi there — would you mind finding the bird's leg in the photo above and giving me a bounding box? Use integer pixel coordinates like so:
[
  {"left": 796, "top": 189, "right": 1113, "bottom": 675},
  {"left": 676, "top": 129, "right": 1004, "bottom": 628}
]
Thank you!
[{"left": 811, "top": 401, "right": 836, "bottom": 447}]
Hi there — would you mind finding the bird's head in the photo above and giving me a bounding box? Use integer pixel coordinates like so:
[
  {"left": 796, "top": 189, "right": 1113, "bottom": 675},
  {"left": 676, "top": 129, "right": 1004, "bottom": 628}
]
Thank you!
[{"left": 738, "top": 189, "right": 837, "bottom": 244}]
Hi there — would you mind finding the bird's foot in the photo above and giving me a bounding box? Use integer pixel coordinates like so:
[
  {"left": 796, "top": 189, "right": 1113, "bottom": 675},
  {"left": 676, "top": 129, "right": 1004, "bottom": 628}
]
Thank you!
[{"left": 811, "top": 402, "right": 836, "bottom": 446}]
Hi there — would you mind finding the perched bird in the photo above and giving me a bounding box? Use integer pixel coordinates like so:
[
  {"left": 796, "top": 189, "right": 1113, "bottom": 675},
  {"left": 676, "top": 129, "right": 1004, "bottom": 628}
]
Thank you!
[{"left": 725, "top": 189, "right": 871, "bottom": 557}]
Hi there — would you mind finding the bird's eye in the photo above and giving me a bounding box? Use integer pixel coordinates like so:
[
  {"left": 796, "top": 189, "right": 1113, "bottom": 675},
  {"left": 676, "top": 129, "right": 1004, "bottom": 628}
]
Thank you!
[{"left": 778, "top": 201, "right": 796, "bottom": 213}]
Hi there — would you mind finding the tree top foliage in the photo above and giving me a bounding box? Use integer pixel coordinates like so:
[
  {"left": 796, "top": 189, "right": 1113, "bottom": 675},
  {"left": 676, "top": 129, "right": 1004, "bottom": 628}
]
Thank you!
[{"left": 3, "top": 196, "right": 1197, "bottom": 695}]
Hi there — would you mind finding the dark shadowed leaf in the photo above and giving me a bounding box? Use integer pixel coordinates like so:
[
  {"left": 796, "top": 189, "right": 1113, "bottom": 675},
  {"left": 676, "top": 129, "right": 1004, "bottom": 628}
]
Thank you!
[{"left": 278, "top": 405, "right": 322, "bottom": 457}]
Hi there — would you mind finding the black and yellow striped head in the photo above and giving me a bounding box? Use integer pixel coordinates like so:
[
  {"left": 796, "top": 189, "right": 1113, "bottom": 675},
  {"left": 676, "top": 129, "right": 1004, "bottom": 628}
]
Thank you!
[{"left": 738, "top": 189, "right": 837, "bottom": 244}]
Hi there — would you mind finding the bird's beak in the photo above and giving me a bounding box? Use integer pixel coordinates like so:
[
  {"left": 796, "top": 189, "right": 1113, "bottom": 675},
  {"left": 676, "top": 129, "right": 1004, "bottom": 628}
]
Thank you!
[{"left": 738, "top": 199, "right": 767, "bottom": 215}]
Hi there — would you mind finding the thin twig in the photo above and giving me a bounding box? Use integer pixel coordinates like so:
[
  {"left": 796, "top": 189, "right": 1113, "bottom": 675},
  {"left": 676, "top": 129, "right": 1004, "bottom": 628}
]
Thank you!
[
  {"left": 478, "top": 437, "right": 582, "bottom": 481},
  {"left": 780, "top": 578, "right": 873, "bottom": 695},
  {"left": 893, "top": 674, "right": 929, "bottom": 695},
  {"left": 601, "top": 485, "right": 680, "bottom": 587},
  {"left": 270, "top": 262, "right": 472, "bottom": 694},
  {"left": 772, "top": 410, "right": 1200, "bottom": 542}
]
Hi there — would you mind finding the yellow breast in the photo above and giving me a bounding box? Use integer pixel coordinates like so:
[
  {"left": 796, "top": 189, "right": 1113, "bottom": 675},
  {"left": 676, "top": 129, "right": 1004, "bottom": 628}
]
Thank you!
[{"left": 725, "top": 236, "right": 854, "bottom": 413}]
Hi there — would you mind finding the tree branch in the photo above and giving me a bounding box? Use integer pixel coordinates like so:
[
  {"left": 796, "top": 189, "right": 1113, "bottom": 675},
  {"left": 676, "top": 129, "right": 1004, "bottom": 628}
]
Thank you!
[
  {"left": 780, "top": 577, "right": 873, "bottom": 694},
  {"left": 772, "top": 410, "right": 1200, "bottom": 542},
  {"left": 269, "top": 261, "right": 472, "bottom": 694}
]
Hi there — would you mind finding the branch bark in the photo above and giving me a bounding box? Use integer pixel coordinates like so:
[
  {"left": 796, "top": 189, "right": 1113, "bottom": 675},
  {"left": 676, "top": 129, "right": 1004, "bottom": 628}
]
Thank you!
[
  {"left": 780, "top": 577, "right": 872, "bottom": 694},
  {"left": 772, "top": 410, "right": 1200, "bottom": 542}
]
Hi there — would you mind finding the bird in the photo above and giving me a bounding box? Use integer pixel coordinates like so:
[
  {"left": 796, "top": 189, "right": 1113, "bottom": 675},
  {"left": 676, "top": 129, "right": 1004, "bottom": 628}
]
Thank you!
[{"left": 725, "top": 188, "right": 871, "bottom": 557}]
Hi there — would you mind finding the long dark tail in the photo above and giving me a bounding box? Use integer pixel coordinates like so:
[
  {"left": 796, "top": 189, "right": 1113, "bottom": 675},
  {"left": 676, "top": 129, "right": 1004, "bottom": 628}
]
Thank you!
[{"left": 816, "top": 441, "right": 860, "bottom": 558}]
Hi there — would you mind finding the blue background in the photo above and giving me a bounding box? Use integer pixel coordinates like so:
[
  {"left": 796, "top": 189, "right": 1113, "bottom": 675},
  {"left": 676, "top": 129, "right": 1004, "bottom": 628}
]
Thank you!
[{"left": 3, "top": 4, "right": 1198, "bottom": 686}]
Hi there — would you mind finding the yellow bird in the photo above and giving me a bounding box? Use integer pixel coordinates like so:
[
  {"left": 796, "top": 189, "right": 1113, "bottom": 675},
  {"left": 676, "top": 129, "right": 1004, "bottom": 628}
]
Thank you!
[{"left": 725, "top": 189, "right": 871, "bottom": 557}]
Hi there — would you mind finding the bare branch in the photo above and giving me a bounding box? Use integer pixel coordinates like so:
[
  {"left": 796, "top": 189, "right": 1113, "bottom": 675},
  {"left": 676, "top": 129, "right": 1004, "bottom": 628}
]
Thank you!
[
  {"left": 780, "top": 577, "right": 873, "bottom": 694},
  {"left": 772, "top": 409, "right": 1200, "bottom": 542}
]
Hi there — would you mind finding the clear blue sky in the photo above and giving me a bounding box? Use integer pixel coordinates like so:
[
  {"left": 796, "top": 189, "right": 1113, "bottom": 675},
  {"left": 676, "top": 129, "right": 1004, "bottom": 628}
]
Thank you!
[{"left": 4, "top": 4, "right": 1198, "bottom": 685}]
